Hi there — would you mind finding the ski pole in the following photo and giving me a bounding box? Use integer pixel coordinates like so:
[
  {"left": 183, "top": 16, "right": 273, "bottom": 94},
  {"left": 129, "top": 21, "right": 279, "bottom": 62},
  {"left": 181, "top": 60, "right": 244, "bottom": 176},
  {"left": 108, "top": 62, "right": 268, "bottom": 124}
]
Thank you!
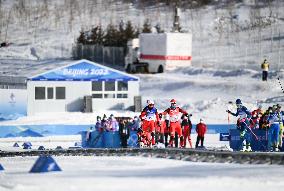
[
  {"left": 244, "top": 121, "right": 267, "bottom": 150},
  {"left": 227, "top": 101, "right": 233, "bottom": 129},
  {"left": 244, "top": 122, "right": 259, "bottom": 140},
  {"left": 277, "top": 77, "right": 284, "bottom": 94}
]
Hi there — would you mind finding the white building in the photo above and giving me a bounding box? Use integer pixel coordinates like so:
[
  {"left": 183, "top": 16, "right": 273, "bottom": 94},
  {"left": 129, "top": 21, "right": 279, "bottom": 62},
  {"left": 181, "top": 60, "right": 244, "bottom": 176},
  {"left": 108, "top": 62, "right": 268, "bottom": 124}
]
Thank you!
[{"left": 27, "top": 59, "right": 139, "bottom": 115}]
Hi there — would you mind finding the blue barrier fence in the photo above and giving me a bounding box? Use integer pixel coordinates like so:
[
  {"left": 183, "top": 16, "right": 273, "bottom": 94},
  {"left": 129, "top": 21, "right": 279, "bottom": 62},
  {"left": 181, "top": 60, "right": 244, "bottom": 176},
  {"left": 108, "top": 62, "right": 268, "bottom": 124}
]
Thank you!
[
  {"left": 81, "top": 131, "right": 139, "bottom": 148},
  {"left": 229, "top": 129, "right": 284, "bottom": 151},
  {"left": 229, "top": 129, "right": 268, "bottom": 151},
  {"left": 0, "top": 124, "right": 234, "bottom": 138}
]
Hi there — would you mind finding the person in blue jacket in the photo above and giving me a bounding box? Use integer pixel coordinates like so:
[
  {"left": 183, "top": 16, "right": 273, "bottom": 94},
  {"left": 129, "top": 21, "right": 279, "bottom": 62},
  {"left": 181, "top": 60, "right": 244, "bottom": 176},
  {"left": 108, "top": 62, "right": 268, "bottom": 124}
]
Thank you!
[
  {"left": 268, "top": 105, "right": 281, "bottom": 151},
  {"left": 227, "top": 99, "right": 252, "bottom": 152}
]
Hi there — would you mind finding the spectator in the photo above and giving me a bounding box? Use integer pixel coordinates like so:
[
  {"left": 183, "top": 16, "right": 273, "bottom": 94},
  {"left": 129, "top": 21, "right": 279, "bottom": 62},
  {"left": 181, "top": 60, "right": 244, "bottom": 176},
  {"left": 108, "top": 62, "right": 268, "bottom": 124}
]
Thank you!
[
  {"left": 86, "top": 126, "right": 94, "bottom": 147},
  {"left": 101, "top": 114, "right": 109, "bottom": 131},
  {"left": 128, "top": 116, "right": 140, "bottom": 131},
  {"left": 251, "top": 105, "right": 263, "bottom": 129},
  {"left": 195, "top": 119, "right": 207, "bottom": 148},
  {"left": 119, "top": 120, "right": 130, "bottom": 148},
  {"left": 107, "top": 114, "right": 119, "bottom": 131},
  {"left": 261, "top": 58, "right": 269, "bottom": 81},
  {"left": 95, "top": 116, "right": 103, "bottom": 132}
]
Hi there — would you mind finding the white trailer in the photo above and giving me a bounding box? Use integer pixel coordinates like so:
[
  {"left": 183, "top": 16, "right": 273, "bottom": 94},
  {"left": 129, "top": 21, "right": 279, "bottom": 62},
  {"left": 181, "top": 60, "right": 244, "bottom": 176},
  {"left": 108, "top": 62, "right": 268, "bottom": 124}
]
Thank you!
[{"left": 125, "top": 32, "right": 192, "bottom": 73}]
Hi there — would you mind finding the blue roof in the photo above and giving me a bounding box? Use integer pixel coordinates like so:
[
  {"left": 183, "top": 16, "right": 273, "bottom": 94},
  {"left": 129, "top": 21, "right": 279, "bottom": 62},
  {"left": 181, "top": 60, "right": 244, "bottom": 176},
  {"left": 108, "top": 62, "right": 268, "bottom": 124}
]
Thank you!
[{"left": 28, "top": 60, "right": 139, "bottom": 82}]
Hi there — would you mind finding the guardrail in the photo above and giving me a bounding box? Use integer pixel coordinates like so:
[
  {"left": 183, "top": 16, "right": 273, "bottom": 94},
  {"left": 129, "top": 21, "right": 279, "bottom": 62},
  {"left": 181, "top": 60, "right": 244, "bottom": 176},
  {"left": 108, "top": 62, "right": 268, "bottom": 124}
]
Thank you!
[{"left": 1, "top": 148, "right": 283, "bottom": 165}]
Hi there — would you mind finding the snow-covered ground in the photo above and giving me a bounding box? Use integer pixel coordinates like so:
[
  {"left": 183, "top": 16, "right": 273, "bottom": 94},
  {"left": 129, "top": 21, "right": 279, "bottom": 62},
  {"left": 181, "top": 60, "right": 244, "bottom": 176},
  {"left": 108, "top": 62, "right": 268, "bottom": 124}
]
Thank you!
[
  {"left": 0, "top": 156, "right": 283, "bottom": 191},
  {"left": 0, "top": 65, "right": 284, "bottom": 125},
  {"left": 0, "top": 135, "right": 81, "bottom": 151}
]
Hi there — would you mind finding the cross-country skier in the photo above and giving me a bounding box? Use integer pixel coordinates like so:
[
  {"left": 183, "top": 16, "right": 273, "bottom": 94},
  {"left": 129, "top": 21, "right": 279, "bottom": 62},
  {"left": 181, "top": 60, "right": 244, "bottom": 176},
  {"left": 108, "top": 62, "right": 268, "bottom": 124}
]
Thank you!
[
  {"left": 181, "top": 114, "right": 193, "bottom": 148},
  {"left": 276, "top": 104, "right": 283, "bottom": 151},
  {"left": 268, "top": 105, "right": 281, "bottom": 151},
  {"left": 164, "top": 113, "right": 170, "bottom": 147},
  {"left": 140, "top": 100, "right": 160, "bottom": 147},
  {"left": 227, "top": 99, "right": 252, "bottom": 152},
  {"left": 155, "top": 113, "right": 166, "bottom": 144},
  {"left": 163, "top": 99, "right": 188, "bottom": 148}
]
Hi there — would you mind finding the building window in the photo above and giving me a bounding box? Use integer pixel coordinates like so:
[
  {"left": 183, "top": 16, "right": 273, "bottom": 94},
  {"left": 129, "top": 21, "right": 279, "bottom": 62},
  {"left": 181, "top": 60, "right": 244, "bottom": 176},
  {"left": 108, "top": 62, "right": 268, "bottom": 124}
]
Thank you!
[
  {"left": 105, "top": 81, "right": 115, "bottom": 91},
  {"left": 56, "top": 87, "right": 65, "bottom": 99},
  {"left": 47, "top": 87, "right": 54, "bottom": 99},
  {"left": 92, "top": 81, "right": 102, "bottom": 91},
  {"left": 92, "top": 94, "right": 103, "bottom": 98},
  {"left": 35, "top": 87, "right": 45, "bottom": 100},
  {"left": 117, "top": 81, "right": 128, "bottom": 91},
  {"left": 117, "top": 94, "right": 128, "bottom": 98},
  {"left": 104, "top": 93, "right": 115, "bottom": 99}
]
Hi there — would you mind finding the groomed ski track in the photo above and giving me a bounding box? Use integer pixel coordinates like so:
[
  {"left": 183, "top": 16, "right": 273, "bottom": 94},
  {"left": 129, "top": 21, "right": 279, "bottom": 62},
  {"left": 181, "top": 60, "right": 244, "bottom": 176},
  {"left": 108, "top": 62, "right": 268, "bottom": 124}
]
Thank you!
[{"left": 1, "top": 148, "right": 283, "bottom": 165}]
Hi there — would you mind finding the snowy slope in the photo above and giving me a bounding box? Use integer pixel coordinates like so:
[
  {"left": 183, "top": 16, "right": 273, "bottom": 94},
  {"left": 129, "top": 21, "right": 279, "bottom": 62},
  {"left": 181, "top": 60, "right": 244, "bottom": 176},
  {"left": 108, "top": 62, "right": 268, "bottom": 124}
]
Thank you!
[
  {"left": 0, "top": 0, "right": 283, "bottom": 68},
  {"left": 139, "top": 66, "right": 284, "bottom": 124},
  {"left": 0, "top": 1, "right": 284, "bottom": 125}
]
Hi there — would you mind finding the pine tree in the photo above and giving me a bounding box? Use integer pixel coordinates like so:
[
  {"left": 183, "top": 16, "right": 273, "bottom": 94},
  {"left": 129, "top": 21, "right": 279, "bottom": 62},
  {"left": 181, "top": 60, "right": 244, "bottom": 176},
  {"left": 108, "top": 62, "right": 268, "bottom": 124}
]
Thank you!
[
  {"left": 96, "top": 25, "right": 104, "bottom": 45},
  {"left": 125, "top": 21, "right": 136, "bottom": 39},
  {"left": 104, "top": 23, "right": 119, "bottom": 46},
  {"left": 77, "top": 30, "right": 87, "bottom": 44},
  {"left": 117, "top": 20, "right": 125, "bottom": 47},
  {"left": 142, "top": 19, "right": 152, "bottom": 33},
  {"left": 89, "top": 25, "right": 104, "bottom": 45}
]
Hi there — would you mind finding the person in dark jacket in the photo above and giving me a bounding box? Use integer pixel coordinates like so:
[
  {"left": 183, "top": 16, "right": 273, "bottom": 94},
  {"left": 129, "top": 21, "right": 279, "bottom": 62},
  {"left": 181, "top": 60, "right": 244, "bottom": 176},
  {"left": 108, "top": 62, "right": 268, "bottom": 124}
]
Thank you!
[
  {"left": 119, "top": 119, "right": 130, "bottom": 148},
  {"left": 195, "top": 119, "right": 207, "bottom": 148}
]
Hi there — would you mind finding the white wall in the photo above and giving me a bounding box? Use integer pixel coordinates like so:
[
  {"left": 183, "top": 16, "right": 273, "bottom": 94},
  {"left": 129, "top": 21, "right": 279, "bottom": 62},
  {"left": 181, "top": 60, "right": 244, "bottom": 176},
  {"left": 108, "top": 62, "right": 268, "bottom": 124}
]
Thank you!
[
  {"left": 27, "top": 80, "right": 140, "bottom": 115},
  {"left": 92, "top": 81, "right": 139, "bottom": 111},
  {"left": 27, "top": 81, "right": 91, "bottom": 115}
]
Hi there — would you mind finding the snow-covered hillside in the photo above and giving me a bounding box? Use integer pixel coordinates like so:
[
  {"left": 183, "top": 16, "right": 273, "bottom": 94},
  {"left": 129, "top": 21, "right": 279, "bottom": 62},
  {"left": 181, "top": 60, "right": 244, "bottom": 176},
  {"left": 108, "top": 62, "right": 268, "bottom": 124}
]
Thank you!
[
  {"left": 0, "top": 0, "right": 284, "bottom": 124},
  {"left": 0, "top": 0, "right": 283, "bottom": 69}
]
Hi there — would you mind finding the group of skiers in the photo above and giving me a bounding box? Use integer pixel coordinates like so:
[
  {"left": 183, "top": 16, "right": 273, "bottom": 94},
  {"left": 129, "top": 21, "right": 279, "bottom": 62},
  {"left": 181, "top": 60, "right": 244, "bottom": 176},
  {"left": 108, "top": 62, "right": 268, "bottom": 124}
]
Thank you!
[
  {"left": 86, "top": 97, "right": 284, "bottom": 152},
  {"left": 139, "top": 99, "right": 207, "bottom": 148},
  {"left": 227, "top": 99, "right": 284, "bottom": 152}
]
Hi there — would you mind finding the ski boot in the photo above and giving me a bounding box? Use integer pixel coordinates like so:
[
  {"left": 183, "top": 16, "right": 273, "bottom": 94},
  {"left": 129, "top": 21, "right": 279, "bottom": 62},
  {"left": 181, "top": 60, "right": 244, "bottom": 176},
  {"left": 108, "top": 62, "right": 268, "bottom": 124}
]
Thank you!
[
  {"left": 246, "top": 145, "right": 252, "bottom": 152},
  {"left": 179, "top": 136, "right": 185, "bottom": 148},
  {"left": 240, "top": 145, "right": 246, "bottom": 152}
]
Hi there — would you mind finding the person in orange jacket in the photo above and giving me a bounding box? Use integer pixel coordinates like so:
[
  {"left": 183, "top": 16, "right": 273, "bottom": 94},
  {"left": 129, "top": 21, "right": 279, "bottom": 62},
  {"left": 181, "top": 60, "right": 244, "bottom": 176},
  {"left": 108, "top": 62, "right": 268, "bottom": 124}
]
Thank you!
[{"left": 195, "top": 119, "right": 207, "bottom": 148}]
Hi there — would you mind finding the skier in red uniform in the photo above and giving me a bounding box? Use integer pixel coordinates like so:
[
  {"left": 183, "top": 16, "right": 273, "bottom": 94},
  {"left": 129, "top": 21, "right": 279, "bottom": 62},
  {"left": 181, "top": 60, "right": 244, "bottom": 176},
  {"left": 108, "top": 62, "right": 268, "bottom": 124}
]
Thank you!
[
  {"left": 181, "top": 114, "right": 193, "bottom": 148},
  {"left": 155, "top": 113, "right": 166, "bottom": 144},
  {"left": 163, "top": 99, "right": 188, "bottom": 147},
  {"left": 140, "top": 100, "right": 160, "bottom": 146}
]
